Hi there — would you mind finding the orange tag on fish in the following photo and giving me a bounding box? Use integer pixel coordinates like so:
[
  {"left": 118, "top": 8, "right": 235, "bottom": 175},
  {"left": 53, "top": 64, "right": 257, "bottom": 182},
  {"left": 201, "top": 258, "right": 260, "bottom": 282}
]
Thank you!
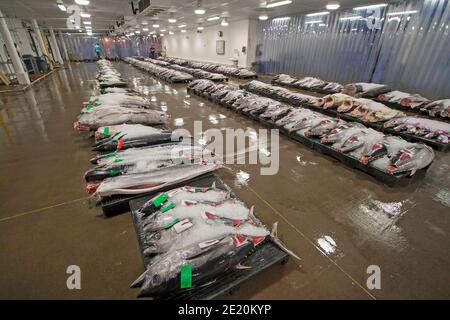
[{"left": 117, "top": 139, "right": 123, "bottom": 150}]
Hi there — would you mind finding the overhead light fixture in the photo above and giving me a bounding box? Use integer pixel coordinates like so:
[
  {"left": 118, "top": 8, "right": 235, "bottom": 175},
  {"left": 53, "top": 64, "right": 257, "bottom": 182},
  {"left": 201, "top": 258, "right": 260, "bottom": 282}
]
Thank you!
[
  {"left": 152, "top": 34, "right": 157, "bottom": 38},
  {"left": 272, "top": 17, "right": 290, "bottom": 21},
  {"left": 207, "top": 16, "right": 220, "bottom": 21},
  {"left": 169, "top": 31, "right": 174, "bottom": 35},
  {"left": 141, "top": 21, "right": 148, "bottom": 25},
  {"left": 353, "top": 4, "right": 388, "bottom": 10},
  {"left": 83, "top": 21, "right": 91, "bottom": 25},
  {"left": 386, "top": 10, "right": 418, "bottom": 16},
  {"left": 153, "top": 24, "right": 160, "bottom": 28},
  {"left": 56, "top": 0, "right": 66, "bottom": 11},
  {"left": 85, "top": 26, "right": 92, "bottom": 29},
  {"left": 194, "top": 0, "right": 205, "bottom": 14},
  {"left": 160, "top": 29, "right": 166, "bottom": 32},
  {"left": 266, "top": 0, "right": 292, "bottom": 8},
  {"left": 168, "top": 12, "right": 177, "bottom": 23},
  {"left": 221, "top": 18, "right": 229, "bottom": 27},
  {"left": 306, "top": 11, "right": 330, "bottom": 17},
  {"left": 160, "top": 33, "right": 164, "bottom": 36},
  {"left": 305, "top": 20, "right": 323, "bottom": 24},
  {"left": 129, "top": 32, "right": 135, "bottom": 36},
  {"left": 339, "top": 15, "right": 362, "bottom": 21},
  {"left": 135, "top": 30, "right": 141, "bottom": 34},
  {"left": 142, "top": 27, "right": 149, "bottom": 31},
  {"left": 197, "top": 25, "right": 204, "bottom": 30},
  {"left": 319, "top": 23, "right": 328, "bottom": 26},
  {"left": 326, "top": 1, "right": 340, "bottom": 10},
  {"left": 181, "top": 29, "right": 187, "bottom": 33},
  {"left": 80, "top": 12, "right": 91, "bottom": 18},
  {"left": 178, "top": 24, "right": 186, "bottom": 28},
  {"left": 259, "top": 14, "right": 269, "bottom": 21},
  {"left": 74, "top": 0, "right": 90, "bottom": 5}
]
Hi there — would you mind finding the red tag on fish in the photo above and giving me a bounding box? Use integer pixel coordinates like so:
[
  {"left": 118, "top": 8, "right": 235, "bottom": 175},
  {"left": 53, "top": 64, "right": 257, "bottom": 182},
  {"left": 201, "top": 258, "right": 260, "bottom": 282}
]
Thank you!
[
  {"left": 202, "top": 211, "right": 218, "bottom": 220},
  {"left": 117, "top": 139, "right": 124, "bottom": 150},
  {"left": 231, "top": 234, "right": 249, "bottom": 247},
  {"left": 183, "top": 200, "right": 198, "bottom": 206},
  {"left": 251, "top": 236, "right": 266, "bottom": 246}
]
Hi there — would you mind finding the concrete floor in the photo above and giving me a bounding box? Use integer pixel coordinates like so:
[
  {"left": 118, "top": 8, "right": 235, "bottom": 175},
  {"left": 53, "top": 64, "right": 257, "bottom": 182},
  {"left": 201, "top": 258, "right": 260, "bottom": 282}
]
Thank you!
[{"left": 1, "top": 62, "right": 449, "bottom": 299}]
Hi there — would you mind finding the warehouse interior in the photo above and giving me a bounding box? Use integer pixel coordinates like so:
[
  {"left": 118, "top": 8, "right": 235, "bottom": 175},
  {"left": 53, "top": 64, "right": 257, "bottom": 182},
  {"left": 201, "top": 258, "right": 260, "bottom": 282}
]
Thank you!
[{"left": 0, "top": 0, "right": 449, "bottom": 300}]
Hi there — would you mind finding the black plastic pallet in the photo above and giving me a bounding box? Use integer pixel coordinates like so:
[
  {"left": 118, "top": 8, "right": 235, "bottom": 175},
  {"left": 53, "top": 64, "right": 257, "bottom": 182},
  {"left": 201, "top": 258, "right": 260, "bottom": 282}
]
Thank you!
[
  {"left": 383, "top": 128, "right": 450, "bottom": 152},
  {"left": 100, "top": 172, "right": 215, "bottom": 216},
  {"left": 128, "top": 175, "right": 289, "bottom": 300},
  {"left": 189, "top": 90, "right": 431, "bottom": 187}
]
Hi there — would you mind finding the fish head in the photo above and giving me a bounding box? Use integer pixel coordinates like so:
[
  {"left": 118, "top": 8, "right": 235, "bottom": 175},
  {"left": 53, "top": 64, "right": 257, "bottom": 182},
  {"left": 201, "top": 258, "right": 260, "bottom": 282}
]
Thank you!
[
  {"left": 387, "top": 145, "right": 434, "bottom": 175},
  {"left": 360, "top": 142, "right": 387, "bottom": 164},
  {"left": 138, "top": 258, "right": 175, "bottom": 297},
  {"left": 384, "top": 118, "right": 404, "bottom": 129},
  {"left": 339, "top": 133, "right": 365, "bottom": 153}
]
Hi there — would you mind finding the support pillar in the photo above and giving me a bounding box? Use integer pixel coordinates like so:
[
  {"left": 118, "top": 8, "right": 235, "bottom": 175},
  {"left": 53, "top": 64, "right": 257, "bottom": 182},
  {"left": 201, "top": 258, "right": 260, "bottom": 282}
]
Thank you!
[
  {"left": 58, "top": 31, "right": 69, "bottom": 62},
  {"left": 0, "top": 10, "right": 30, "bottom": 85},
  {"left": 49, "top": 27, "right": 64, "bottom": 65},
  {"left": 31, "top": 19, "right": 53, "bottom": 70}
]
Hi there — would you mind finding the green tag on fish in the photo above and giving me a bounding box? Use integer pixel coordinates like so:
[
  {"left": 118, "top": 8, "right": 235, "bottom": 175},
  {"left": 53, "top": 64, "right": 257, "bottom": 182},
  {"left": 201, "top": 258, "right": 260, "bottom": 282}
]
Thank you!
[
  {"left": 331, "top": 117, "right": 337, "bottom": 121},
  {"left": 91, "top": 98, "right": 99, "bottom": 103},
  {"left": 152, "top": 193, "right": 168, "bottom": 208},
  {"left": 110, "top": 169, "right": 121, "bottom": 176},
  {"left": 86, "top": 104, "right": 95, "bottom": 110},
  {"left": 103, "top": 127, "right": 110, "bottom": 136},
  {"left": 113, "top": 159, "right": 122, "bottom": 163},
  {"left": 161, "top": 202, "right": 175, "bottom": 213},
  {"left": 105, "top": 151, "right": 117, "bottom": 158},
  {"left": 163, "top": 218, "right": 179, "bottom": 230},
  {"left": 180, "top": 264, "right": 192, "bottom": 289}
]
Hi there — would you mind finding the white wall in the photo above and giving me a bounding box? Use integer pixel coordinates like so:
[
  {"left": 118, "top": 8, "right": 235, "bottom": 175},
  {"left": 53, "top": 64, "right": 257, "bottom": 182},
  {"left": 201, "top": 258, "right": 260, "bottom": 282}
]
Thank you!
[{"left": 162, "top": 19, "right": 253, "bottom": 68}]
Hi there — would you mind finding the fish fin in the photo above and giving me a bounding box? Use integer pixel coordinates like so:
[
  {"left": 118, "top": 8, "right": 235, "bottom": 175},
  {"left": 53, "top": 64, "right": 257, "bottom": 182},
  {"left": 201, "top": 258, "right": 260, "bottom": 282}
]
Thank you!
[
  {"left": 225, "top": 192, "right": 232, "bottom": 200},
  {"left": 199, "top": 279, "right": 217, "bottom": 287},
  {"left": 130, "top": 270, "right": 147, "bottom": 288},
  {"left": 410, "top": 169, "right": 416, "bottom": 176},
  {"left": 270, "top": 222, "right": 301, "bottom": 261},
  {"left": 247, "top": 205, "right": 259, "bottom": 224},
  {"left": 235, "top": 262, "right": 252, "bottom": 270},
  {"left": 211, "top": 181, "right": 216, "bottom": 189}
]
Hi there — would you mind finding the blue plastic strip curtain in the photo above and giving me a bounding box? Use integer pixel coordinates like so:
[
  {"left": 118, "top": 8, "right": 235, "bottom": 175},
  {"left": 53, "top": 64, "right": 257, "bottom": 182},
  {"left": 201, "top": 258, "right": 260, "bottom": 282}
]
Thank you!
[
  {"left": 259, "top": 0, "right": 450, "bottom": 98},
  {"left": 62, "top": 35, "right": 161, "bottom": 60}
]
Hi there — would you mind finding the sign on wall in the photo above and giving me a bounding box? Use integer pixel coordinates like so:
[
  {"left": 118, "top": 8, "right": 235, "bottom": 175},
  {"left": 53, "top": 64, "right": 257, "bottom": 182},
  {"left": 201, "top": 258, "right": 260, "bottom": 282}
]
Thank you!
[{"left": 216, "top": 40, "right": 225, "bottom": 55}]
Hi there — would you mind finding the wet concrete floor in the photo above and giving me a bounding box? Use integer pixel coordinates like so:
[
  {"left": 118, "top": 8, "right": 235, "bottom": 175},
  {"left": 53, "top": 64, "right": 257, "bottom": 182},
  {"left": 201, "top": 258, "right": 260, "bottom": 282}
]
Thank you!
[{"left": 0, "top": 62, "right": 449, "bottom": 299}]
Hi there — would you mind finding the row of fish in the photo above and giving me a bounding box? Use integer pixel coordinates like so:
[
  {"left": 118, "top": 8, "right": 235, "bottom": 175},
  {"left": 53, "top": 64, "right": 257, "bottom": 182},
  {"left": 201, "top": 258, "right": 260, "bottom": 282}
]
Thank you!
[
  {"left": 145, "top": 58, "right": 228, "bottom": 81},
  {"left": 158, "top": 56, "right": 257, "bottom": 78},
  {"left": 189, "top": 79, "right": 435, "bottom": 175},
  {"left": 131, "top": 183, "right": 298, "bottom": 297},
  {"left": 272, "top": 74, "right": 343, "bottom": 93},
  {"left": 96, "top": 59, "right": 127, "bottom": 87},
  {"left": 123, "top": 57, "right": 194, "bottom": 82}
]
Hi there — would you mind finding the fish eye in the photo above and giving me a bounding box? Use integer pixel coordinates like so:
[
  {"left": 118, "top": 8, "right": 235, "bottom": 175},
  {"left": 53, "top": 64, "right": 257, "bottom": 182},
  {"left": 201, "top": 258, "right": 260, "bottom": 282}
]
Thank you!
[
  {"left": 152, "top": 274, "right": 161, "bottom": 286},
  {"left": 154, "top": 232, "right": 161, "bottom": 240}
]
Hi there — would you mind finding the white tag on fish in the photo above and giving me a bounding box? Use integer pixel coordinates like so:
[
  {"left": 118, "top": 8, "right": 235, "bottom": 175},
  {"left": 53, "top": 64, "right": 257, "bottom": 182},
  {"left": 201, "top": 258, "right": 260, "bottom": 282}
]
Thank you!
[
  {"left": 198, "top": 239, "right": 220, "bottom": 249},
  {"left": 167, "top": 188, "right": 181, "bottom": 197},
  {"left": 173, "top": 219, "right": 193, "bottom": 234}
]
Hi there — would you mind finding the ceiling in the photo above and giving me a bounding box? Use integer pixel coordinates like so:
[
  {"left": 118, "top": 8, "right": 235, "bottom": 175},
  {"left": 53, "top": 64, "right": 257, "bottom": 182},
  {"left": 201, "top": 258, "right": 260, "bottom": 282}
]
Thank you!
[{"left": 0, "top": 0, "right": 393, "bottom": 34}]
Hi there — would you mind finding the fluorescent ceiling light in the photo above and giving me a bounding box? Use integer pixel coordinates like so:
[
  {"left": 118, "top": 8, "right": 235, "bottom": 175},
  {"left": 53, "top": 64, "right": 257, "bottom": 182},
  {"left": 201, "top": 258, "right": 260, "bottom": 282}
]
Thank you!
[
  {"left": 259, "top": 14, "right": 269, "bottom": 20},
  {"left": 85, "top": 26, "right": 92, "bottom": 29},
  {"left": 386, "top": 10, "right": 418, "bottom": 16},
  {"left": 75, "top": 0, "right": 90, "bottom": 5},
  {"left": 319, "top": 23, "right": 327, "bottom": 26},
  {"left": 266, "top": 0, "right": 292, "bottom": 8},
  {"left": 272, "top": 17, "right": 290, "bottom": 21},
  {"left": 326, "top": 2, "right": 340, "bottom": 10},
  {"left": 80, "top": 13, "right": 91, "bottom": 18},
  {"left": 178, "top": 24, "right": 186, "bottom": 28},
  {"left": 153, "top": 24, "right": 160, "bottom": 28},
  {"left": 160, "top": 33, "right": 164, "bottom": 36},
  {"left": 135, "top": 30, "right": 141, "bottom": 34},
  {"left": 152, "top": 34, "right": 157, "bottom": 37},
  {"left": 207, "top": 16, "right": 220, "bottom": 21},
  {"left": 221, "top": 19, "right": 229, "bottom": 27},
  {"left": 339, "top": 15, "right": 362, "bottom": 21},
  {"left": 142, "top": 28, "right": 149, "bottom": 31},
  {"left": 354, "top": 4, "right": 388, "bottom": 10},
  {"left": 194, "top": 9, "right": 205, "bottom": 14},
  {"left": 160, "top": 29, "right": 166, "bottom": 32},
  {"left": 129, "top": 32, "right": 135, "bottom": 35},
  {"left": 197, "top": 26, "right": 204, "bottom": 30},
  {"left": 168, "top": 18, "right": 177, "bottom": 23},
  {"left": 181, "top": 29, "right": 186, "bottom": 33},
  {"left": 57, "top": 1, "right": 66, "bottom": 11},
  {"left": 83, "top": 21, "right": 91, "bottom": 25},
  {"left": 169, "top": 31, "right": 174, "bottom": 35},
  {"left": 305, "top": 20, "right": 323, "bottom": 24},
  {"left": 141, "top": 21, "right": 148, "bottom": 25},
  {"left": 306, "top": 11, "right": 329, "bottom": 17}
]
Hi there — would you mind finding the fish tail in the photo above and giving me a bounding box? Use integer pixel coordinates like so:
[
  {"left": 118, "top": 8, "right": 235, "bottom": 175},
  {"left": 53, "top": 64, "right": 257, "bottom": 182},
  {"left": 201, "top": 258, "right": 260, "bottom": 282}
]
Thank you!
[
  {"left": 270, "top": 222, "right": 301, "bottom": 261},
  {"left": 130, "top": 270, "right": 147, "bottom": 288}
]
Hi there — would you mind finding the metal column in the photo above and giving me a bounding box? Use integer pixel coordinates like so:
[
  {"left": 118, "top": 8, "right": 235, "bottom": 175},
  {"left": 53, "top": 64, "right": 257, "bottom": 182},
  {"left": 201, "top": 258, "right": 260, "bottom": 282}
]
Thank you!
[
  {"left": 0, "top": 10, "right": 30, "bottom": 85},
  {"left": 31, "top": 19, "right": 53, "bottom": 70},
  {"left": 49, "top": 27, "right": 64, "bottom": 65},
  {"left": 58, "top": 31, "right": 69, "bottom": 62}
]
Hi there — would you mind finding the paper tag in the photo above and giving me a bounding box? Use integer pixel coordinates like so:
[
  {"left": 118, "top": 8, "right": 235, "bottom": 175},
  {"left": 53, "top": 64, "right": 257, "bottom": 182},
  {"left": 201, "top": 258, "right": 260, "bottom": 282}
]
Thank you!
[
  {"left": 173, "top": 219, "right": 193, "bottom": 234},
  {"left": 180, "top": 264, "right": 192, "bottom": 289},
  {"left": 117, "top": 139, "right": 124, "bottom": 150},
  {"left": 110, "top": 169, "right": 121, "bottom": 177},
  {"left": 231, "top": 234, "right": 249, "bottom": 248},
  {"left": 103, "top": 127, "right": 110, "bottom": 136},
  {"left": 198, "top": 239, "right": 220, "bottom": 249},
  {"left": 86, "top": 104, "right": 95, "bottom": 110},
  {"left": 182, "top": 200, "right": 198, "bottom": 206},
  {"left": 152, "top": 193, "right": 168, "bottom": 208}
]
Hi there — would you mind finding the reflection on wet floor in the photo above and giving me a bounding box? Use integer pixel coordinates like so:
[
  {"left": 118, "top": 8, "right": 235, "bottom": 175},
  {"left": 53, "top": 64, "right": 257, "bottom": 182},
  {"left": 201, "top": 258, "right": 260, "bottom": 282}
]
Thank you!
[{"left": 0, "top": 62, "right": 449, "bottom": 299}]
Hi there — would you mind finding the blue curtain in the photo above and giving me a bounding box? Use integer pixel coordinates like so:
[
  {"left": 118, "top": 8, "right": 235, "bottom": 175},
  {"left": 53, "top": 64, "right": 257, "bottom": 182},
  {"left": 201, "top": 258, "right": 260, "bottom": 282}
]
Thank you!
[{"left": 259, "top": 0, "right": 450, "bottom": 99}]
